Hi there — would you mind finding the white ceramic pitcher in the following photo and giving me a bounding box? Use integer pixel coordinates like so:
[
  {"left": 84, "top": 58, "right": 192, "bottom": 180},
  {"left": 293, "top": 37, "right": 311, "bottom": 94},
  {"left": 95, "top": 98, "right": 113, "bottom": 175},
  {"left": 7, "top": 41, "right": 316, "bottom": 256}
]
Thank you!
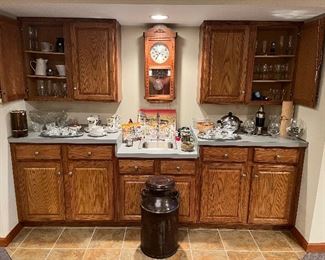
[{"left": 30, "top": 58, "right": 48, "bottom": 76}]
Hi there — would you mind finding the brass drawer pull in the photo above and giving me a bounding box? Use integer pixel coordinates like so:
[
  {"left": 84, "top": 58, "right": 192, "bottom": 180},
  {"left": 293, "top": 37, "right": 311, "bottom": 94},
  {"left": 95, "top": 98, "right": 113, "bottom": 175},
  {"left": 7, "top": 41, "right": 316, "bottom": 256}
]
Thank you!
[
  {"left": 254, "top": 174, "right": 259, "bottom": 178},
  {"left": 274, "top": 154, "right": 281, "bottom": 160},
  {"left": 176, "top": 166, "right": 181, "bottom": 171},
  {"left": 134, "top": 166, "right": 139, "bottom": 171},
  {"left": 223, "top": 153, "right": 229, "bottom": 159},
  {"left": 241, "top": 173, "right": 247, "bottom": 177},
  {"left": 34, "top": 151, "right": 39, "bottom": 155},
  {"left": 68, "top": 171, "right": 73, "bottom": 176},
  {"left": 87, "top": 151, "right": 92, "bottom": 156},
  {"left": 57, "top": 172, "right": 61, "bottom": 176}
]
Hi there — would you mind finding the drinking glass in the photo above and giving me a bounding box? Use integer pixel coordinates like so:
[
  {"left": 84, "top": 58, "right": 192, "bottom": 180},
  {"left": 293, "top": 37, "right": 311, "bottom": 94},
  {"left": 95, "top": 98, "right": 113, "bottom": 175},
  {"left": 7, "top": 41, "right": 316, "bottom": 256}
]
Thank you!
[
  {"left": 267, "top": 115, "right": 280, "bottom": 137},
  {"left": 36, "top": 80, "right": 46, "bottom": 96},
  {"left": 243, "top": 117, "right": 256, "bottom": 135},
  {"left": 262, "top": 64, "right": 268, "bottom": 80}
]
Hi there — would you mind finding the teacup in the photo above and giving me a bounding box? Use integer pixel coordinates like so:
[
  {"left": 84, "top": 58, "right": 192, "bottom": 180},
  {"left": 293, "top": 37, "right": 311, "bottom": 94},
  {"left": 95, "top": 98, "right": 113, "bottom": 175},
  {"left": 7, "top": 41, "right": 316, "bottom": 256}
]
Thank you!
[{"left": 89, "top": 126, "right": 105, "bottom": 136}]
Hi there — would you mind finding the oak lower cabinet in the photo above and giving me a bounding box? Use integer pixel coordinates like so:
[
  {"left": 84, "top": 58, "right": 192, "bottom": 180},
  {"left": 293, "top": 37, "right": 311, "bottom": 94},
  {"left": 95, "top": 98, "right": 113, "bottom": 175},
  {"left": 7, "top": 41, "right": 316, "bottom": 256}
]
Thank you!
[
  {"left": 15, "top": 161, "right": 65, "bottom": 221},
  {"left": 200, "top": 163, "right": 249, "bottom": 224},
  {"left": 248, "top": 165, "right": 297, "bottom": 225},
  {"left": 65, "top": 161, "right": 114, "bottom": 221}
]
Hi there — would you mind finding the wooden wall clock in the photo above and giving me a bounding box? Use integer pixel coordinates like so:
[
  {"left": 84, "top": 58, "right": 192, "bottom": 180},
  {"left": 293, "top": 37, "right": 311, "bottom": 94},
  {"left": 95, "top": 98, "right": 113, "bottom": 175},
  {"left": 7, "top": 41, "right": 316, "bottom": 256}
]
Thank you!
[{"left": 144, "top": 25, "right": 177, "bottom": 102}]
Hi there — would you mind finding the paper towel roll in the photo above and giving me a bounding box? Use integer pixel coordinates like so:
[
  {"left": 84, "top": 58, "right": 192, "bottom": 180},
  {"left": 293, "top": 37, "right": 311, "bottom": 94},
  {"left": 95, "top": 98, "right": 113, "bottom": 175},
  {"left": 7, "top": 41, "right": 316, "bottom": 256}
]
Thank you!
[{"left": 280, "top": 101, "right": 294, "bottom": 137}]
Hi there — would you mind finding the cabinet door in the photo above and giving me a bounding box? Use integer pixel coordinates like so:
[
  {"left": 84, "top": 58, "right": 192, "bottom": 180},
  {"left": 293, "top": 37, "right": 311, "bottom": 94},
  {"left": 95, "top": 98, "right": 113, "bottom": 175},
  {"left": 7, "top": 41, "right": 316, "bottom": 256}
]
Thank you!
[
  {"left": 199, "top": 23, "right": 250, "bottom": 103},
  {"left": 67, "top": 161, "right": 114, "bottom": 220},
  {"left": 248, "top": 165, "right": 297, "bottom": 225},
  {"left": 16, "top": 161, "right": 65, "bottom": 221},
  {"left": 200, "top": 163, "right": 249, "bottom": 223},
  {"left": 118, "top": 175, "right": 149, "bottom": 221},
  {"left": 294, "top": 17, "right": 325, "bottom": 107},
  {"left": 0, "top": 17, "right": 25, "bottom": 102},
  {"left": 70, "top": 21, "right": 120, "bottom": 101},
  {"left": 174, "top": 176, "right": 196, "bottom": 223}
]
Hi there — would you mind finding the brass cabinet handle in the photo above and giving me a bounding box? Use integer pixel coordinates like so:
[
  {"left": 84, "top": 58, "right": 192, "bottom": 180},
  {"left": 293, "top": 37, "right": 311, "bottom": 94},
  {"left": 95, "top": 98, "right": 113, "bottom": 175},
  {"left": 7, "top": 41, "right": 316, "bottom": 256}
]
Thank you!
[
  {"left": 241, "top": 173, "right": 247, "bottom": 177},
  {"left": 176, "top": 166, "right": 181, "bottom": 171},
  {"left": 57, "top": 172, "right": 61, "bottom": 176},
  {"left": 274, "top": 154, "right": 281, "bottom": 160},
  {"left": 34, "top": 151, "right": 39, "bottom": 155},
  {"left": 134, "top": 166, "right": 139, "bottom": 171},
  {"left": 73, "top": 87, "right": 77, "bottom": 90},
  {"left": 87, "top": 151, "right": 92, "bottom": 156},
  {"left": 223, "top": 153, "right": 229, "bottom": 158},
  {"left": 241, "top": 90, "right": 246, "bottom": 94},
  {"left": 68, "top": 171, "right": 73, "bottom": 176},
  {"left": 254, "top": 174, "right": 259, "bottom": 178}
]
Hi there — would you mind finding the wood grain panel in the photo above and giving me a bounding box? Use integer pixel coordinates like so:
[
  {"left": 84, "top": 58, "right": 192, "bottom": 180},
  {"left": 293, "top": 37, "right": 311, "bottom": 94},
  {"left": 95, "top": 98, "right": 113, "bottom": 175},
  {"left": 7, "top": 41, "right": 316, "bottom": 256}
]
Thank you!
[
  {"left": 201, "top": 147, "right": 248, "bottom": 162},
  {"left": 248, "top": 165, "right": 297, "bottom": 225},
  {"left": 17, "top": 161, "right": 65, "bottom": 221},
  {"left": 174, "top": 176, "right": 196, "bottom": 223},
  {"left": 294, "top": 17, "right": 325, "bottom": 107},
  {"left": 160, "top": 160, "right": 196, "bottom": 175},
  {"left": 118, "top": 160, "right": 154, "bottom": 175},
  {"left": 70, "top": 21, "right": 120, "bottom": 101},
  {"left": 67, "top": 145, "right": 113, "bottom": 160},
  {"left": 67, "top": 161, "right": 114, "bottom": 220},
  {"left": 200, "top": 163, "right": 249, "bottom": 223},
  {"left": 118, "top": 175, "right": 149, "bottom": 221},
  {"left": 254, "top": 148, "right": 299, "bottom": 164},
  {"left": 199, "top": 23, "right": 250, "bottom": 103},
  {"left": 0, "top": 18, "right": 25, "bottom": 102},
  {"left": 15, "top": 144, "right": 61, "bottom": 160}
]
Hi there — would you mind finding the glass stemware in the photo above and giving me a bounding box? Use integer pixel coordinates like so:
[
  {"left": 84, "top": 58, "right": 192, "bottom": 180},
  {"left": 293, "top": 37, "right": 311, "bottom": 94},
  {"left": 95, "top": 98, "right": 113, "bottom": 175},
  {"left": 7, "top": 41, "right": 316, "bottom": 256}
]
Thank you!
[
  {"left": 286, "top": 119, "right": 305, "bottom": 139},
  {"left": 267, "top": 115, "right": 280, "bottom": 137},
  {"left": 243, "top": 117, "right": 256, "bottom": 135}
]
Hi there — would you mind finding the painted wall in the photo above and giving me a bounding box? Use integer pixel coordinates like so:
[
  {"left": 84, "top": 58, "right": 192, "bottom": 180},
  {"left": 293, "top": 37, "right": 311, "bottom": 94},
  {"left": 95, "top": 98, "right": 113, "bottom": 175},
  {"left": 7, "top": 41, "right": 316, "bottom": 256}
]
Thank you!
[
  {"left": 295, "top": 61, "right": 325, "bottom": 243},
  {"left": 0, "top": 100, "right": 25, "bottom": 238},
  {"left": 26, "top": 26, "right": 278, "bottom": 125}
]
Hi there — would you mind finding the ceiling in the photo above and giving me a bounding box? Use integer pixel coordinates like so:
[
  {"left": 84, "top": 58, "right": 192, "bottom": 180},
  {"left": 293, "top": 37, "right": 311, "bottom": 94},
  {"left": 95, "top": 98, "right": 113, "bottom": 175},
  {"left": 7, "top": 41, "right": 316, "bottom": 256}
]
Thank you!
[{"left": 0, "top": 0, "right": 325, "bottom": 26}]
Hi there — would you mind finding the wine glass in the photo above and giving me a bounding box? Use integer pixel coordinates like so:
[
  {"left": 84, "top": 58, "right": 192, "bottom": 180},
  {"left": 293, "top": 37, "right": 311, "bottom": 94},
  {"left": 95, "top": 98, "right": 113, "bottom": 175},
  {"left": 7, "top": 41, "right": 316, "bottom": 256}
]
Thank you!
[
  {"left": 243, "top": 117, "right": 256, "bottom": 135},
  {"left": 267, "top": 115, "right": 280, "bottom": 137},
  {"left": 286, "top": 119, "right": 305, "bottom": 139}
]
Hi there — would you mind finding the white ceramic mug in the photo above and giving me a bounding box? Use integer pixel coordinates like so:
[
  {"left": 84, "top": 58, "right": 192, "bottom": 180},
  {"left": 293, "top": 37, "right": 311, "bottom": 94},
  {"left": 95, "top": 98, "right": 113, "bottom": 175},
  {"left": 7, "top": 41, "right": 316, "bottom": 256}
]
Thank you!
[
  {"left": 89, "top": 125, "right": 105, "bottom": 136},
  {"left": 55, "top": 65, "right": 66, "bottom": 76},
  {"left": 40, "top": 42, "right": 53, "bottom": 52},
  {"left": 30, "top": 58, "right": 47, "bottom": 76}
]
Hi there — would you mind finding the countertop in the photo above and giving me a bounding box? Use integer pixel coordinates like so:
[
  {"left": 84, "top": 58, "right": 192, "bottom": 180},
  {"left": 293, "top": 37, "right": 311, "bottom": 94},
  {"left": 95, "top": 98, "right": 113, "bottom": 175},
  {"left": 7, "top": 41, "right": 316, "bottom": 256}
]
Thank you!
[{"left": 8, "top": 131, "right": 120, "bottom": 144}]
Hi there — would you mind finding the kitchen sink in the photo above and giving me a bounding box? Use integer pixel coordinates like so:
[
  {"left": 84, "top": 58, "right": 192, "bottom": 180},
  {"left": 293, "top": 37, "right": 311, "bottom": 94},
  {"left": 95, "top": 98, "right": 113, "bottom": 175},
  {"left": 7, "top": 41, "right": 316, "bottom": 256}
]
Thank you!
[{"left": 140, "top": 140, "right": 176, "bottom": 149}]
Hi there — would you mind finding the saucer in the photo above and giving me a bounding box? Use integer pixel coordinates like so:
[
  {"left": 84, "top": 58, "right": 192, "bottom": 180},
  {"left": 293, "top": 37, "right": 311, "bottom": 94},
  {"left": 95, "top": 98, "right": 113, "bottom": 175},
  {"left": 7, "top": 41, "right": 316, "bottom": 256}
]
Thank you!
[{"left": 88, "top": 132, "right": 106, "bottom": 137}]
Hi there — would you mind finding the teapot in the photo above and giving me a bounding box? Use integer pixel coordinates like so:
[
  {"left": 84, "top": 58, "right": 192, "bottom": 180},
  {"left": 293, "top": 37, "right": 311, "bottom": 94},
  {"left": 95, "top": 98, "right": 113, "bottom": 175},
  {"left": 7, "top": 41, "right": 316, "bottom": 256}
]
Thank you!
[
  {"left": 217, "top": 112, "right": 242, "bottom": 133},
  {"left": 30, "top": 58, "right": 48, "bottom": 76}
]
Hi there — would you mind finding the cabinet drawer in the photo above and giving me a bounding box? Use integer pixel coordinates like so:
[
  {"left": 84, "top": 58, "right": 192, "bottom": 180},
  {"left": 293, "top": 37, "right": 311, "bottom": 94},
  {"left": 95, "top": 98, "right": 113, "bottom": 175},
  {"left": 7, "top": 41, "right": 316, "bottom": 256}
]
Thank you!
[
  {"left": 254, "top": 148, "right": 299, "bottom": 164},
  {"left": 15, "top": 144, "right": 61, "bottom": 160},
  {"left": 67, "top": 145, "right": 113, "bottom": 160},
  {"left": 160, "top": 160, "right": 196, "bottom": 175},
  {"left": 202, "top": 147, "right": 248, "bottom": 162},
  {"left": 119, "top": 160, "right": 154, "bottom": 175}
]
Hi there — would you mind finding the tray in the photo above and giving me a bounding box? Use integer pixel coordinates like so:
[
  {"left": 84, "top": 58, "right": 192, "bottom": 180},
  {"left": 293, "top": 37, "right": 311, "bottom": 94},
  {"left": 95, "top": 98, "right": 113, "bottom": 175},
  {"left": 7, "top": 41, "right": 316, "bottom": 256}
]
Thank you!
[{"left": 40, "top": 132, "right": 84, "bottom": 138}]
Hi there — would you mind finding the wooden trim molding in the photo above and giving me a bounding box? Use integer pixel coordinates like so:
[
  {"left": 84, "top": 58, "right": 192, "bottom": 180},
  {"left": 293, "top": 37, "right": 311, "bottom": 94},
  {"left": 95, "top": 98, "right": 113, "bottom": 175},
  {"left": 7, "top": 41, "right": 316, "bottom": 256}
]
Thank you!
[
  {"left": 292, "top": 226, "right": 325, "bottom": 252},
  {"left": 0, "top": 223, "right": 23, "bottom": 247}
]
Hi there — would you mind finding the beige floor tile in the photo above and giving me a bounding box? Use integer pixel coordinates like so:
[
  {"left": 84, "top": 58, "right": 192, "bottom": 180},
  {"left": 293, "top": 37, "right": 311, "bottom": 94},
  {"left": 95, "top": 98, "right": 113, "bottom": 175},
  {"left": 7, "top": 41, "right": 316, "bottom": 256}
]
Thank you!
[
  {"left": 178, "top": 229, "right": 190, "bottom": 250},
  {"left": 7, "top": 228, "right": 32, "bottom": 248},
  {"left": 124, "top": 228, "right": 141, "bottom": 249},
  {"left": 89, "top": 228, "right": 125, "bottom": 249},
  {"left": 167, "top": 250, "right": 192, "bottom": 260},
  {"left": 20, "top": 228, "right": 63, "bottom": 249},
  {"left": 47, "top": 249, "right": 85, "bottom": 260},
  {"left": 192, "top": 250, "right": 227, "bottom": 260},
  {"left": 262, "top": 251, "right": 299, "bottom": 260},
  {"left": 83, "top": 248, "right": 121, "bottom": 260},
  {"left": 54, "top": 228, "right": 93, "bottom": 248},
  {"left": 219, "top": 230, "right": 258, "bottom": 251},
  {"left": 5, "top": 247, "right": 16, "bottom": 256},
  {"left": 281, "top": 231, "right": 305, "bottom": 251},
  {"left": 11, "top": 248, "right": 50, "bottom": 260},
  {"left": 295, "top": 251, "right": 306, "bottom": 260},
  {"left": 120, "top": 248, "right": 153, "bottom": 260},
  {"left": 250, "top": 231, "right": 292, "bottom": 251},
  {"left": 189, "top": 229, "right": 223, "bottom": 250},
  {"left": 227, "top": 251, "right": 264, "bottom": 260}
]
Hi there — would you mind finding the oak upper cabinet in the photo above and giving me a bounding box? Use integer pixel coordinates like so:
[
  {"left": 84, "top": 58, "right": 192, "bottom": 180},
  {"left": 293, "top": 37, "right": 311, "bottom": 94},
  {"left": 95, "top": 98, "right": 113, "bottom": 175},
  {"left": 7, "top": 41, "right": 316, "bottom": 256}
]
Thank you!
[
  {"left": 293, "top": 17, "right": 325, "bottom": 108},
  {"left": 200, "top": 163, "right": 249, "bottom": 224},
  {"left": 0, "top": 16, "right": 25, "bottom": 103},
  {"left": 66, "top": 161, "right": 114, "bottom": 220},
  {"left": 70, "top": 20, "right": 121, "bottom": 101},
  {"left": 199, "top": 22, "right": 251, "bottom": 103},
  {"left": 118, "top": 175, "right": 149, "bottom": 221},
  {"left": 248, "top": 165, "right": 297, "bottom": 225},
  {"left": 15, "top": 161, "right": 65, "bottom": 221}
]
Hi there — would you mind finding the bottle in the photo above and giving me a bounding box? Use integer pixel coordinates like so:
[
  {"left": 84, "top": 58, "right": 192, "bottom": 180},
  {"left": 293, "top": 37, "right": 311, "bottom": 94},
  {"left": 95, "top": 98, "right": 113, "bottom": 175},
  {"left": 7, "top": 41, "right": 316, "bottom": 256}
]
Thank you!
[
  {"left": 270, "top": 41, "right": 276, "bottom": 55},
  {"left": 255, "top": 105, "right": 265, "bottom": 135}
]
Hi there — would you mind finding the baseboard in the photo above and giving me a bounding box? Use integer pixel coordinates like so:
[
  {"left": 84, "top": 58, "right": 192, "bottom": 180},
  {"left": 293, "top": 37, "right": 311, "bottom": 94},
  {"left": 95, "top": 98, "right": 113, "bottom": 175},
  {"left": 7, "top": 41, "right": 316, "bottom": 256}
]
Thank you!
[
  {"left": 0, "top": 223, "right": 23, "bottom": 247},
  {"left": 292, "top": 227, "right": 325, "bottom": 252}
]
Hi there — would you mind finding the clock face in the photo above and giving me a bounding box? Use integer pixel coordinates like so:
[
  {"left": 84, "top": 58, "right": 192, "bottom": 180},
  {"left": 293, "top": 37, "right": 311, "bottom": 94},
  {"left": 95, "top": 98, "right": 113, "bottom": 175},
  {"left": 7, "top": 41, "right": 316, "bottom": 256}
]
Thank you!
[{"left": 150, "top": 43, "right": 170, "bottom": 64}]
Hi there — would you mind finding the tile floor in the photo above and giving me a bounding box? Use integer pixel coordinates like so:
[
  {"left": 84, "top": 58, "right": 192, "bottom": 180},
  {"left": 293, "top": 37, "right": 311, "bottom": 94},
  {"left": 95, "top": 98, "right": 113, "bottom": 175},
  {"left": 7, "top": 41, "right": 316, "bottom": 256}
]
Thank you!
[{"left": 5, "top": 227, "right": 305, "bottom": 260}]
